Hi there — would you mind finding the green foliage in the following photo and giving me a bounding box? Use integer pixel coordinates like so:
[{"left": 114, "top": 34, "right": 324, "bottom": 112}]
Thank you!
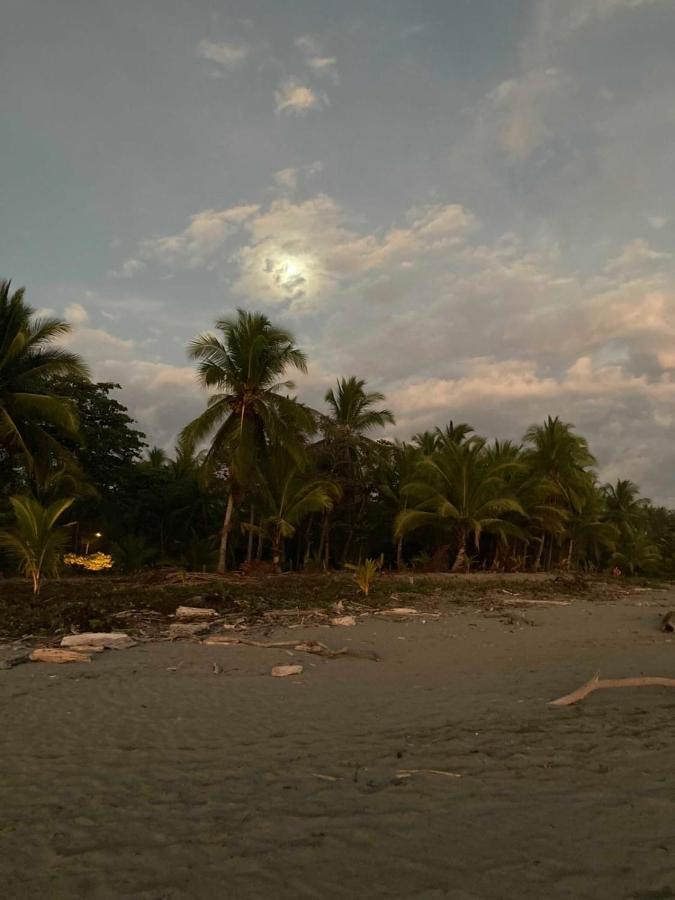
[
  {"left": 0, "top": 494, "right": 74, "bottom": 593},
  {"left": 346, "top": 557, "right": 381, "bottom": 596}
]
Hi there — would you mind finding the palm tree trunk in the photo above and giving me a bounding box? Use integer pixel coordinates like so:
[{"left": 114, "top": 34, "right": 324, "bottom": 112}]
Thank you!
[
  {"left": 396, "top": 535, "right": 404, "bottom": 570},
  {"left": 451, "top": 532, "right": 468, "bottom": 572},
  {"left": 533, "top": 535, "right": 545, "bottom": 571},
  {"left": 246, "top": 506, "right": 255, "bottom": 563},
  {"left": 324, "top": 513, "right": 331, "bottom": 571},
  {"left": 272, "top": 530, "right": 282, "bottom": 572},
  {"left": 566, "top": 537, "right": 574, "bottom": 569},
  {"left": 217, "top": 492, "right": 235, "bottom": 573}
]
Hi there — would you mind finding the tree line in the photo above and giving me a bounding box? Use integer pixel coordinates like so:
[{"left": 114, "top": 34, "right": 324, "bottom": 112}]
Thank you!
[{"left": 1, "top": 278, "right": 674, "bottom": 588}]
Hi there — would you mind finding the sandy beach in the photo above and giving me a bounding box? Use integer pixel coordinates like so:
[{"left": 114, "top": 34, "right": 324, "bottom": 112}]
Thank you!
[{"left": 2, "top": 592, "right": 674, "bottom": 899}]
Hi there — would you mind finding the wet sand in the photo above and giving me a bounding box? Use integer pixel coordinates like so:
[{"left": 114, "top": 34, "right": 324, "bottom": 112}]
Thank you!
[{"left": 1, "top": 596, "right": 674, "bottom": 899}]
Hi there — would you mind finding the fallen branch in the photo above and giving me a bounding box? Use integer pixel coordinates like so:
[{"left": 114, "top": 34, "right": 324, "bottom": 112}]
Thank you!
[
  {"left": 203, "top": 635, "right": 378, "bottom": 660},
  {"left": 549, "top": 672, "right": 675, "bottom": 707}
]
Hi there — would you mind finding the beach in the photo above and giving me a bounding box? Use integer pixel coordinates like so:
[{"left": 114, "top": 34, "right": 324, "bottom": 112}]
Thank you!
[{"left": 1, "top": 591, "right": 674, "bottom": 899}]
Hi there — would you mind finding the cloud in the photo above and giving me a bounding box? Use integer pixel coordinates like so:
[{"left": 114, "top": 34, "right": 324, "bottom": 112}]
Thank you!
[
  {"left": 125, "top": 204, "right": 259, "bottom": 271},
  {"left": 274, "top": 161, "right": 324, "bottom": 191},
  {"left": 295, "top": 34, "right": 339, "bottom": 84},
  {"left": 274, "top": 77, "right": 326, "bottom": 115},
  {"left": 604, "top": 239, "right": 671, "bottom": 275},
  {"left": 196, "top": 39, "right": 250, "bottom": 70},
  {"left": 484, "top": 67, "right": 568, "bottom": 160},
  {"left": 563, "top": 0, "right": 664, "bottom": 31},
  {"left": 64, "top": 302, "right": 89, "bottom": 324}
]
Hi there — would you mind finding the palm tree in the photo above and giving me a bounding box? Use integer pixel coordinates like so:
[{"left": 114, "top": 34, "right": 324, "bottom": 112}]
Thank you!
[
  {"left": 181, "top": 309, "right": 314, "bottom": 572},
  {"left": 603, "top": 479, "right": 643, "bottom": 538},
  {"left": 319, "top": 376, "right": 395, "bottom": 565},
  {"left": 434, "top": 420, "right": 474, "bottom": 449},
  {"left": 378, "top": 441, "right": 421, "bottom": 568},
  {"left": 395, "top": 437, "right": 524, "bottom": 571},
  {"left": 324, "top": 376, "right": 394, "bottom": 442},
  {"left": 0, "top": 280, "right": 88, "bottom": 470},
  {"left": 0, "top": 494, "right": 74, "bottom": 593},
  {"left": 254, "top": 449, "right": 339, "bottom": 569},
  {"left": 523, "top": 416, "right": 596, "bottom": 568}
]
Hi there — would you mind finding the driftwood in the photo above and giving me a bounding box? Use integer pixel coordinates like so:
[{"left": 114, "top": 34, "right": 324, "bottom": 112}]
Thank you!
[
  {"left": 61, "top": 632, "right": 135, "bottom": 650},
  {"left": 169, "top": 622, "right": 213, "bottom": 639},
  {"left": 549, "top": 672, "right": 675, "bottom": 707},
  {"left": 30, "top": 648, "right": 93, "bottom": 664},
  {"left": 271, "top": 664, "right": 303, "bottom": 677},
  {"left": 175, "top": 606, "right": 218, "bottom": 620},
  {"left": 203, "top": 635, "right": 379, "bottom": 661}
]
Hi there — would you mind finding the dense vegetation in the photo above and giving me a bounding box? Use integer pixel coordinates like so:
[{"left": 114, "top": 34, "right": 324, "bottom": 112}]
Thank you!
[{"left": 2, "top": 278, "right": 675, "bottom": 590}]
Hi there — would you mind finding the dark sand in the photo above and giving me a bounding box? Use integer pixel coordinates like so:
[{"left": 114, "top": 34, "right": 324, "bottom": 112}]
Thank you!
[{"left": 1, "top": 594, "right": 674, "bottom": 899}]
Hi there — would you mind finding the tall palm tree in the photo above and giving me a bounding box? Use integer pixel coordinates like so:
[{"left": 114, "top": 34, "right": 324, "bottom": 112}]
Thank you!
[
  {"left": 320, "top": 376, "right": 394, "bottom": 565},
  {"left": 395, "top": 437, "right": 524, "bottom": 570},
  {"left": 181, "top": 309, "right": 314, "bottom": 572},
  {"left": 0, "top": 280, "right": 88, "bottom": 470},
  {"left": 522, "top": 416, "right": 596, "bottom": 568}
]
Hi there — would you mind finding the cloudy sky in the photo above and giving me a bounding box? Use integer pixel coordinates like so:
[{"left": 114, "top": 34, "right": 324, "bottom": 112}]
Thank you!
[{"left": 3, "top": 0, "right": 675, "bottom": 501}]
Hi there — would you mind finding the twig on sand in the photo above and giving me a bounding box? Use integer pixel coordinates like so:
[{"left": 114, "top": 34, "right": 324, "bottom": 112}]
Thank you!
[
  {"left": 203, "top": 635, "right": 379, "bottom": 661},
  {"left": 549, "top": 672, "right": 675, "bottom": 707},
  {"left": 396, "top": 769, "right": 462, "bottom": 779}
]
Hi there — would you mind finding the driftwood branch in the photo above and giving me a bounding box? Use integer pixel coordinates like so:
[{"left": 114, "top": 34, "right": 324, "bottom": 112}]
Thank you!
[
  {"left": 203, "top": 635, "right": 379, "bottom": 661},
  {"left": 549, "top": 672, "right": 675, "bottom": 707}
]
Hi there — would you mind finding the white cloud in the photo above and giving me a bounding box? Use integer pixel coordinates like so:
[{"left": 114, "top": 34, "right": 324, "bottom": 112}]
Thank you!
[
  {"left": 64, "top": 302, "right": 89, "bottom": 324},
  {"left": 129, "top": 204, "right": 259, "bottom": 270},
  {"left": 604, "top": 239, "right": 671, "bottom": 275},
  {"left": 274, "top": 77, "right": 326, "bottom": 115},
  {"left": 196, "top": 39, "right": 250, "bottom": 70}
]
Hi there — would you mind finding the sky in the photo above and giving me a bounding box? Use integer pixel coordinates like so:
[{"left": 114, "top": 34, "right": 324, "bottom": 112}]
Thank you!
[{"left": 3, "top": 0, "right": 675, "bottom": 502}]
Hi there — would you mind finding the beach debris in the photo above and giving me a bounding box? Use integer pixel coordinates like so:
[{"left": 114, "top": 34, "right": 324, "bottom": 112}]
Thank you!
[
  {"left": 312, "top": 773, "right": 339, "bottom": 782},
  {"left": 169, "top": 621, "right": 212, "bottom": 639},
  {"left": 30, "top": 648, "right": 93, "bottom": 664},
  {"left": 271, "top": 664, "right": 303, "bottom": 677},
  {"left": 175, "top": 605, "right": 218, "bottom": 620},
  {"left": 396, "top": 769, "right": 462, "bottom": 779},
  {"left": 334, "top": 600, "right": 345, "bottom": 614},
  {"left": 212, "top": 663, "right": 223, "bottom": 674},
  {"left": 549, "top": 672, "right": 675, "bottom": 707},
  {"left": 331, "top": 615, "right": 357, "bottom": 627},
  {"left": 204, "top": 635, "right": 379, "bottom": 661},
  {"left": 376, "top": 607, "right": 441, "bottom": 620},
  {"left": 61, "top": 632, "right": 135, "bottom": 650},
  {"left": 660, "top": 611, "right": 674, "bottom": 633},
  {"left": 0, "top": 652, "right": 30, "bottom": 670}
]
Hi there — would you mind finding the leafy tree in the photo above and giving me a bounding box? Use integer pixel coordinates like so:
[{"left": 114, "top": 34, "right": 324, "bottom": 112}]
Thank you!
[
  {"left": 0, "top": 494, "right": 74, "bottom": 593},
  {"left": 182, "top": 309, "right": 314, "bottom": 571}
]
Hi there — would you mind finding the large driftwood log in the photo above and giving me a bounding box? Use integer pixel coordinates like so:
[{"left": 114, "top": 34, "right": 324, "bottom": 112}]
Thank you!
[
  {"left": 549, "top": 672, "right": 675, "bottom": 707},
  {"left": 30, "top": 648, "right": 93, "bottom": 664}
]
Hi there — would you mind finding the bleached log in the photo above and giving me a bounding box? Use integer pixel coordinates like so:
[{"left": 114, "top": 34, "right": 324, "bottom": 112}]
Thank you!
[{"left": 549, "top": 672, "right": 675, "bottom": 707}]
